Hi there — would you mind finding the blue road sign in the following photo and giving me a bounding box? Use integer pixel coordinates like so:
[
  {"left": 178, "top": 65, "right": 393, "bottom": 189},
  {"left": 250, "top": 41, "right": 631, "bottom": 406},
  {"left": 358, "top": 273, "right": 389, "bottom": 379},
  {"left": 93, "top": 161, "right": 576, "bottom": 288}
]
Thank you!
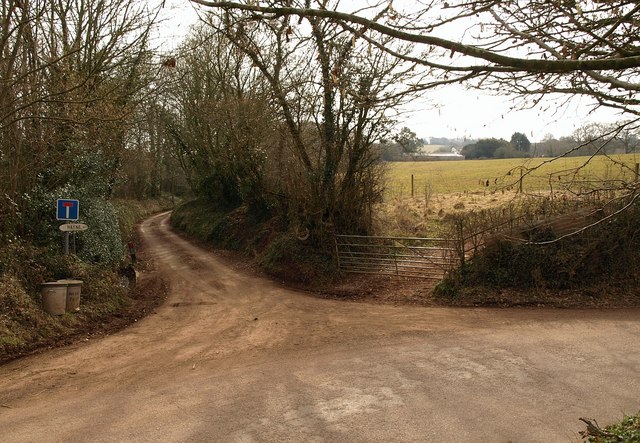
[{"left": 56, "top": 199, "right": 79, "bottom": 221}]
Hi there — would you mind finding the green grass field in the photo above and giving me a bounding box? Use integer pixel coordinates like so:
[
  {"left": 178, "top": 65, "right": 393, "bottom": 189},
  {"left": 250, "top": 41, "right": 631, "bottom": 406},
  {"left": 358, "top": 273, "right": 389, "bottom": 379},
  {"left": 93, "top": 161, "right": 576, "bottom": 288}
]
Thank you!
[{"left": 385, "top": 154, "right": 640, "bottom": 196}]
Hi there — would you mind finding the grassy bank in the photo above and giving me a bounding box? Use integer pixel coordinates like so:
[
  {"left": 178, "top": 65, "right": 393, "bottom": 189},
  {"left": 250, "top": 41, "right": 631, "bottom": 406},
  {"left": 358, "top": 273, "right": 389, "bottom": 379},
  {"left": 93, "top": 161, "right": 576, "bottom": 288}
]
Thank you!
[
  {"left": 0, "top": 197, "right": 175, "bottom": 363},
  {"left": 170, "top": 199, "right": 335, "bottom": 285},
  {"left": 113, "top": 197, "right": 178, "bottom": 241}
]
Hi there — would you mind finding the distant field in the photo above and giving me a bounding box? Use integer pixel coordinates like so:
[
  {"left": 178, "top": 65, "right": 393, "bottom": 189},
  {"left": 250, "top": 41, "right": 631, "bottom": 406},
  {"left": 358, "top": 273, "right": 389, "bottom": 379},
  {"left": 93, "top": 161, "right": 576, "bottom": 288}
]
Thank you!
[{"left": 385, "top": 154, "right": 640, "bottom": 196}]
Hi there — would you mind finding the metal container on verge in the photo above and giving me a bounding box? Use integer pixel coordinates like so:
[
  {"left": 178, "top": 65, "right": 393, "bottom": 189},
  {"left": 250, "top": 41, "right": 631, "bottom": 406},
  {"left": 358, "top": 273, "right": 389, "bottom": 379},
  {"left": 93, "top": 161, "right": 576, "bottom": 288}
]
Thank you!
[
  {"left": 40, "top": 282, "right": 68, "bottom": 315},
  {"left": 57, "top": 279, "right": 83, "bottom": 312}
]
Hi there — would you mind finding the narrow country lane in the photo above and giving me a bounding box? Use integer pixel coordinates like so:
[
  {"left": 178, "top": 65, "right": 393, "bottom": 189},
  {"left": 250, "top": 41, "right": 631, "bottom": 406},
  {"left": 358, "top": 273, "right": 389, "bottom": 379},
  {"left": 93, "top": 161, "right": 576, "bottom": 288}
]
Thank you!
[{"left": 1, "top": 212, "right": 639, "bottom": 442}]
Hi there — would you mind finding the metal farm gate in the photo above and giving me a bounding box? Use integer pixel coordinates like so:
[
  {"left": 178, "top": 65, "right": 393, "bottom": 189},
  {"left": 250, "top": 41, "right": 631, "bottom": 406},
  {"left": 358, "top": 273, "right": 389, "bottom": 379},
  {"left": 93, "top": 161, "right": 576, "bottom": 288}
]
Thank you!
[{"left": 334, "top": 234, "right": 461, "bottom": 280}]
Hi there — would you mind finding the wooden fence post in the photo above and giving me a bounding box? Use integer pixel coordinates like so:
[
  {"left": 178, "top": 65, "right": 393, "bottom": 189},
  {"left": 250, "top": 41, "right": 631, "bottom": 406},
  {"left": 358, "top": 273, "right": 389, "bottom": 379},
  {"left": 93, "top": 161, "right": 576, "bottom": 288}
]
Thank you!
[{"left": 519, "top": 169, "right": 524, "bottom": 194}]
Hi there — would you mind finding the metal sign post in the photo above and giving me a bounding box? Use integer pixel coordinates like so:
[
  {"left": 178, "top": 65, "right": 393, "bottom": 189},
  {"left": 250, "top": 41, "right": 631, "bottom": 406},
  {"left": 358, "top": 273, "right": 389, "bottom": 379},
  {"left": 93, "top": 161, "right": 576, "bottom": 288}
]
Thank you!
[
  {"left": 56, "top": 199, "right": 79, "bottom": 221},
  {"left": 59, "top": 223, "right": 88, "bottom": 254},
  {"left": 56, "top": 199, "right": 82, "bottom": 255}
]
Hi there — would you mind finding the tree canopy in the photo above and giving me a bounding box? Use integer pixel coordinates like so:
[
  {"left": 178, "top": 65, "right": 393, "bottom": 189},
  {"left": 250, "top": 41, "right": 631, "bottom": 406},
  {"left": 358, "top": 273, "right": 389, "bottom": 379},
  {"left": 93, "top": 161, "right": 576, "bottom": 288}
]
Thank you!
[
  {"left": 0, "top": 0, "right": 187, "bottom": 261},
  {"left": 161, "top": 3, "right": 435, "bottom": 243},
  {"left": 510, "top": 133, "right": 531, "bottom": 153},
  {"left": 191, "top": 1, "right": 640, "bottom": 118},
  {"left": 394, "top": 127, "right": 423, "bottom": 154},
  {"left": 462, "top": 138, "right": 507, "bottom": 160},
  {"left": 189, "top": 0, "right": 640, "bottom": 215}
]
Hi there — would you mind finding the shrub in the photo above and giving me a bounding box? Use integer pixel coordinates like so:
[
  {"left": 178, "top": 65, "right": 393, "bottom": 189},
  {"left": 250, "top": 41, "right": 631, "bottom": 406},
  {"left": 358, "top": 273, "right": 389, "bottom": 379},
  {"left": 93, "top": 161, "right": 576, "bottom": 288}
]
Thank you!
[
  {"left": 25, "top": 184, "right": 124, "bottom": 266},
  {"left": 581, "top": 412, "right": 640, "bottom": 442},
  {"left": 258, "top": 233, "right": 334, "bottom": 284},
  {"left": 440, "top": 200, "right": 640, "bottom": 293},
  {"left": 433, "top": 279, "right": 458, "bottom": 299},
  {"left": 75, "top": 197, "right": 124, "bottom": 265},
  {"left": 457, "top": 240, "right": 569, "bottom": 289}
]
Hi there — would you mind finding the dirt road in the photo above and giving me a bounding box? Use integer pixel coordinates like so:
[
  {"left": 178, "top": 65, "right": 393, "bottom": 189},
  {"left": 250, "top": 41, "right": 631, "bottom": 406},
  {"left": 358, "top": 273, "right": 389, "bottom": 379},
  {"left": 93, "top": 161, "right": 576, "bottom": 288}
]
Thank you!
[{"left": 1, "top": 212, "right": 639, "bottom": 442}]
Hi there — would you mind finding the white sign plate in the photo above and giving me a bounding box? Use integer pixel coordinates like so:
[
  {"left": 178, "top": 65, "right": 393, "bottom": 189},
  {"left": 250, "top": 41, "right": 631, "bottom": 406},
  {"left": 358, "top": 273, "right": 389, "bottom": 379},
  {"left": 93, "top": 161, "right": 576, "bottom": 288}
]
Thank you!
[{"left": 59, "top": 223, "right": 88, "bottom": 232}]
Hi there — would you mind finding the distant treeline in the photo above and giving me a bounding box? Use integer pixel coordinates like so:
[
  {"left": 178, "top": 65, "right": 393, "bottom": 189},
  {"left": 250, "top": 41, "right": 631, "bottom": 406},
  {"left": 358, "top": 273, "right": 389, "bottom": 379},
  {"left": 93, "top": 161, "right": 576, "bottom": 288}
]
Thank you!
[{"left": 382, "top": 122, "right": 640, "bottom": 161}]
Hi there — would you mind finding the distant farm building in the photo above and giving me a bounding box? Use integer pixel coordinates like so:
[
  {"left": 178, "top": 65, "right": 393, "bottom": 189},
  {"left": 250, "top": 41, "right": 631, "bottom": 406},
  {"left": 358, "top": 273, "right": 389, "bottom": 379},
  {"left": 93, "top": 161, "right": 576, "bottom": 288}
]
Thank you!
[{"left": 413, "top": 146, "right": 465, "bottom": 161}]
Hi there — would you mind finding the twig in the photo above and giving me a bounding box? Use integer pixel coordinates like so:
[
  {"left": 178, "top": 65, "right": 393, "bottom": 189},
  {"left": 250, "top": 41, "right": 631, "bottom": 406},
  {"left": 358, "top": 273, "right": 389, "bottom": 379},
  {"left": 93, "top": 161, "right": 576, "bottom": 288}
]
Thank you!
[{"left": 579, "top": 417, "right": 620, "bottom": 439}]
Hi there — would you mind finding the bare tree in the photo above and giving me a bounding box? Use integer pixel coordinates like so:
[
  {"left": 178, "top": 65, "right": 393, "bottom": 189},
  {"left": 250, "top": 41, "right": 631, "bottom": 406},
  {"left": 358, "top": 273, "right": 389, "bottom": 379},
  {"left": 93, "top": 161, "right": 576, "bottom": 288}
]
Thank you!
[
  {"left": 189, "top": 2, "right": 640, "bottom": 132},
  {"left": 190, "top": 0, "right": 640, "bottom": 239},
  {"left": 186, "top": 2, "right": 434, "bottom": 244},
  {"left": 615, "top": 121, "right": 640, "bottom": 154},
  {"left": 0, "top": 0, "right": 160, "bottom": 237},
  {"left": 190, "top": 3, "right": 640, "bottom": 72},
  {"left": 161, "top": 23, "right": 278, "bottom": 217}
]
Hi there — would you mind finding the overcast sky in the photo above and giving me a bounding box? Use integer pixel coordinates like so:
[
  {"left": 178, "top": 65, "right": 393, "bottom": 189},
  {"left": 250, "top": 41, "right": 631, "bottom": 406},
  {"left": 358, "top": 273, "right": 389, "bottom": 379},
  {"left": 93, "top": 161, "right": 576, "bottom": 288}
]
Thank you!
[
  {"left": 401, "top": 88, "right": 623, "bottom": 143},
  {"left": 159, "top": 1, "right": 625, "bottom": 143}
]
